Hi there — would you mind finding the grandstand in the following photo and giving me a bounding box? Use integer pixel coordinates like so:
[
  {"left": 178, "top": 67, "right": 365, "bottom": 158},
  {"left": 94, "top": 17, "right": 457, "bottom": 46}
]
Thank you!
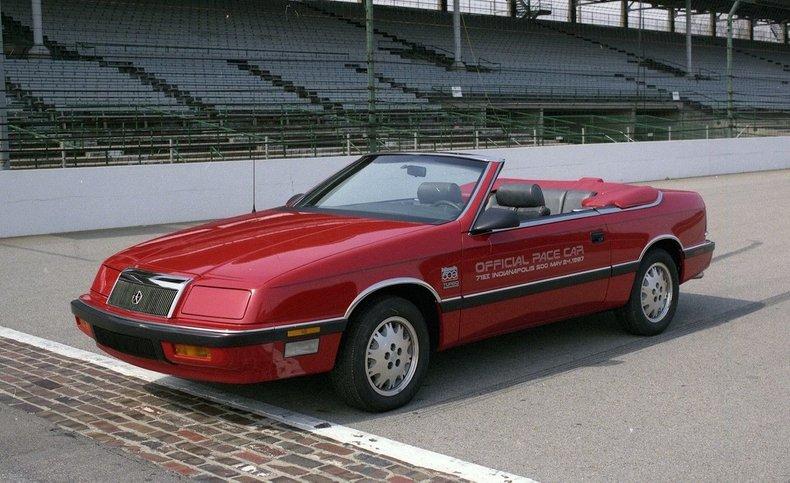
[{"left": 0, "top": 0, "right": 788, "bottom": 168}]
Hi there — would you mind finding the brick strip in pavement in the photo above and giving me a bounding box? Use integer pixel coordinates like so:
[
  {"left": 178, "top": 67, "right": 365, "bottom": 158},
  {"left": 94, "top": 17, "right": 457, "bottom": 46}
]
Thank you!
[{"left": 0, "top": 337, "right": 464, "bottom": 482}]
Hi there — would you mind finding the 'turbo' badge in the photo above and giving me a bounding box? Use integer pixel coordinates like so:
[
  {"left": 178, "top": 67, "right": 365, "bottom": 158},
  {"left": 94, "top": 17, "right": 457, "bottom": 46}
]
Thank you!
[{"left": 441, "top": 266, "right": 459, "bottom": 289}]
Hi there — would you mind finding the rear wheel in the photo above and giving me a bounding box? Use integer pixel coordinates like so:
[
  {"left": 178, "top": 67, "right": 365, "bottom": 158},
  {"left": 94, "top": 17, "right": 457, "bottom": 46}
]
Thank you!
[
  {"left": 330, "top": 296, "right": 430, "bottom": 412},
  {"left": 619, "top": 249, "right": 679, "bottom": 336}
]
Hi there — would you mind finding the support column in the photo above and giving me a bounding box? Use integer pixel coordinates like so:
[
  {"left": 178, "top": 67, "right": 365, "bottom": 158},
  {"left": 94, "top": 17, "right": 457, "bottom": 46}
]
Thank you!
[
  {"left": 440, "top": 0, "right": 447, "bottom": 12},
  {"left": 28, "top": 0, "right": 50, "bottom": 57},
  {"left": 727, "top": 1, "right": 742, "bottom": 138},
  {"left": 365, "top": 0, "right": 376, "bottom": 151},
  {"left": 747, "top": 19, "right": 753, "bottom": 41},
  {"left": 0, "top": 0, "right": 10, "bottom": 170},
  {"left": 569, "top": 0, "right": 577, "bottom": 24},
  {"left": 620, "top": 0, "right": 628, "bottom": 28},
  {"left": 686, "top": 0, "right": 693, "bottom": 76},
  {"left": 710, "top": 11, "right": 717, "bottom": 37},
  {"left": 783, "top": 22, "right": 788, "bottom": 45},
  {"left": 452, "top": 0, "right": 463, "bottom": 69},
  {"left": 508, "top": 0, "right": 517, "bottom": 18},
  {"left": 668, "top": 8, "right": 675, "bottom": 33}
]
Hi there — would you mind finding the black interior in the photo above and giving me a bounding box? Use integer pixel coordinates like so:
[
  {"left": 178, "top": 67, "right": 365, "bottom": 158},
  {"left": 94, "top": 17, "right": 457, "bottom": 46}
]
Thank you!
[{"left": 485, "top": 184, "right": 596, "bottom": 222}]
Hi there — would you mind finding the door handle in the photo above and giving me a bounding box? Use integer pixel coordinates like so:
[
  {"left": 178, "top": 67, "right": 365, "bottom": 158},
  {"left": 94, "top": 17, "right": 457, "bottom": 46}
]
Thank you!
[{"left": 591, "top": 231, "right": 605, "bottom": 244}]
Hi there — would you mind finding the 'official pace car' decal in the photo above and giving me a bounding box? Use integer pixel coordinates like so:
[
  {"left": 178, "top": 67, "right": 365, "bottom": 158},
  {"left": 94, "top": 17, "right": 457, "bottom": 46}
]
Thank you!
[{"left": 475, "top": 245, "right": 585, "bottom": 282}]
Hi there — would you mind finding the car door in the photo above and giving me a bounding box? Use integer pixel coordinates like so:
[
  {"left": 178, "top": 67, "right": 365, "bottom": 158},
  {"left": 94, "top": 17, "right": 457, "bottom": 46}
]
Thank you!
[{"left": 458, "top": 214, "right": 611, "bottom": 343}]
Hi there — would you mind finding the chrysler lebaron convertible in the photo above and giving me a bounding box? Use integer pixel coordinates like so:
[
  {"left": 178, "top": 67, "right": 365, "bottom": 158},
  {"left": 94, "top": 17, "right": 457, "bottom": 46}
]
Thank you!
[{"left": 72, "top": 153, "right": 714, "bottom": 411}]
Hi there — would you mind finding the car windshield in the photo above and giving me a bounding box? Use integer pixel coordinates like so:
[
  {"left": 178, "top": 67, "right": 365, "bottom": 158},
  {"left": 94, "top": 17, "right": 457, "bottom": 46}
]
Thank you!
[{"left": 297, "top": 154, "right": 487, "bottom": 223}]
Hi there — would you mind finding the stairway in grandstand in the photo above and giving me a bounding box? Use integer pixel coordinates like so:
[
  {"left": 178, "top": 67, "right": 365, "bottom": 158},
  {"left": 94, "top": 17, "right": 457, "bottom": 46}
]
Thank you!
[
  {"left": 14, "top": 0, "right": 424, "bottom": 112},
  {"left": 305, "top": 2, "right": 496, "bottom": 74},
  {"left": 546, "top": 21, "right": 790, "bottom": 110},
  {"left": 343, "top": 62, "right": 430, "bottom": 100},
  {"left": 310, "top": 1, "right": 653, "bottom": 104},
  {"left": 735, "top": 46, "right": 790, "bottom": 72},
  {"left": 533, "top": 20, "right": 701, "bottom": 108},
  {"left": 540, "top": 21, "right": 691, "bottom": 78},
  {"left": 227, "top": 59, "right": 343, "bottom": 112},
  {"left": 2, "top": 12, "right": 192, "bottom": 114}
]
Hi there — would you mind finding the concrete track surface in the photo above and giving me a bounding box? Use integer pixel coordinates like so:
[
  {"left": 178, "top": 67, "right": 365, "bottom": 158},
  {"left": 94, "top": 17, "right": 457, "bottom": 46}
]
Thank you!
[{"left": 1, "top": 170, "right": 788, "bottom": 481}]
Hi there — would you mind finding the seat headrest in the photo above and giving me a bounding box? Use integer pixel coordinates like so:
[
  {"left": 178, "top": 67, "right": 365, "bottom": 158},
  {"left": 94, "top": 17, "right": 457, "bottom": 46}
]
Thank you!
[
  {"left": 496, "top": 184, "right": 545, "bottom": 208},
  {"left": 418, "top": 182, "right": 463, "bottom": 205}
]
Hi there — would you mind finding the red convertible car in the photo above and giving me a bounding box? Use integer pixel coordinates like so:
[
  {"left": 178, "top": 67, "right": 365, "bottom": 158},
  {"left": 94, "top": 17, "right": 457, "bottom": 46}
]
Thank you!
[{"left": 72, "top": 153, "right": 714, "bottom": 411}]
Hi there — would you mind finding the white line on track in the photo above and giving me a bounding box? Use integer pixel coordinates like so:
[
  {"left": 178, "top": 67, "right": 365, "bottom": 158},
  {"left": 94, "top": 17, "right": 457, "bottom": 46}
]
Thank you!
[{"left": 0, "top": 326, "right": 535, "bottom": 483}]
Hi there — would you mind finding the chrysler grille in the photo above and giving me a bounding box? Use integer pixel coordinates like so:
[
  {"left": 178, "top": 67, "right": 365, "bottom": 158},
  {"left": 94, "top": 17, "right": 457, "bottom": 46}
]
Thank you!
[{"left": 107, "top": 269, "right": 189, "bottom": 317}]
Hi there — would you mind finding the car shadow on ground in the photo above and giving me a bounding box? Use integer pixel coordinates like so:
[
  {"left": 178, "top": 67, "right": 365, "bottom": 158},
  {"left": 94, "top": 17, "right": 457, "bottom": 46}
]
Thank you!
[{"left": 178, "top": 289, "right": 788, "bottom": 425}]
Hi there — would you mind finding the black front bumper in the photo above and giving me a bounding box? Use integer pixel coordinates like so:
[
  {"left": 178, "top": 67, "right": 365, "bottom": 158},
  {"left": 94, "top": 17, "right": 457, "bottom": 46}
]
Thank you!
[{"left": 71, "top": 299, "right": 346, "bottom": 348}]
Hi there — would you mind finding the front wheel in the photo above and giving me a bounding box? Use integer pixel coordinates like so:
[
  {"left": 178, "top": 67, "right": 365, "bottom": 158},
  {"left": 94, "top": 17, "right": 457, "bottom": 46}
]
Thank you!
[
  {"left": 618, "top": 249, "right": 680, "bottom": 336},
  {"left": 330, "top": 296, "right": 430, "bottom": 412}
]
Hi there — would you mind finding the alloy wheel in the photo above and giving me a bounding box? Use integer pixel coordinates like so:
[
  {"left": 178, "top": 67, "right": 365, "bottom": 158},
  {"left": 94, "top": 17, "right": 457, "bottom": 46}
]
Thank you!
[
  {"left": 641, "top": 262, "right": 673, "bottom": 323},
  {"left": 365, "top": 316, "right": 419, "bottom": 397}
]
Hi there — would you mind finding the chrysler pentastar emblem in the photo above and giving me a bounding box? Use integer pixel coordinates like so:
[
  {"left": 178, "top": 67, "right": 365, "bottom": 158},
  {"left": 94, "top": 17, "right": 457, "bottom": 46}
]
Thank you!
[{"left": 131, "top": 290, "right": 143, "bottom": 305}]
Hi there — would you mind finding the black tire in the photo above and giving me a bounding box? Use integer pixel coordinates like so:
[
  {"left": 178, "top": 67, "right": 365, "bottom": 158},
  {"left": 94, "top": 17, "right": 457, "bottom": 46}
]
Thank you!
[
  {"left": 330, "top": 296, "right": 430, "bottom": 412},
  {"left": 618, "top": 248, "right": 680, "bottom": 336}
]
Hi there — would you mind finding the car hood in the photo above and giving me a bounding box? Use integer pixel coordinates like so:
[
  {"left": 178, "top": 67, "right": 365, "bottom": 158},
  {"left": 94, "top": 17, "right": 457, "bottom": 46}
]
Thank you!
[{"left": 106, "top": 208, "right": 427, "bottom": 284}]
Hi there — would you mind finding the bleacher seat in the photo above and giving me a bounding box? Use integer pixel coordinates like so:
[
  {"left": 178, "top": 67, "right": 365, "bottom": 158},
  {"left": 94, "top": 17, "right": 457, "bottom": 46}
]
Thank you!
[{"left": 1, "top": 0, "right": 787, "bottom": 113}]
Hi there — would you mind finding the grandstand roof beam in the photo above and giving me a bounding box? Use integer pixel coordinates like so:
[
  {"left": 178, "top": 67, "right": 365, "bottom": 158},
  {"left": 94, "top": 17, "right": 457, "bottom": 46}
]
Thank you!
[
  {"left": 27, "top": 0, "right": 50, "bottom": 57},
  {"left": 645, "top": 1, "right": 788, "bottom": 25}
]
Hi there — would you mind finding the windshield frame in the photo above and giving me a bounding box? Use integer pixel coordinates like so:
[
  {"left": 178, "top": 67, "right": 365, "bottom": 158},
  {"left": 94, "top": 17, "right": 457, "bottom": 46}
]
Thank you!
[{"left": 293, "top": 153, "right": 492, "bottom": 224}]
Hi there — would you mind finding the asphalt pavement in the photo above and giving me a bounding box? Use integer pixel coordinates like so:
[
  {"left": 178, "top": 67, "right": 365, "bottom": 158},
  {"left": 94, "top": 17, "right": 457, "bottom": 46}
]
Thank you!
[{"left": 1, "top": 170, "right": 788, "bottom": 481}]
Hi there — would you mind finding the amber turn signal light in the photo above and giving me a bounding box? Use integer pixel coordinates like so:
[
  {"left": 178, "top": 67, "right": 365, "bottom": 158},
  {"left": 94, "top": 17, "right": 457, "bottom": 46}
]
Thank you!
[
  {"left": 75, "top": 317, "right": 93, "bottom": 337},
  {"left": 286, "top": 327, "right": 320, "bottom": 338},
  {"left": 173, "top": 344, "right": 211, "bottom": 359}
]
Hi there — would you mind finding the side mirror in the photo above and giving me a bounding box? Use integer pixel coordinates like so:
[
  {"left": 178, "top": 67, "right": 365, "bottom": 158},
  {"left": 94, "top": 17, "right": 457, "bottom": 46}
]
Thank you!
[
  {"left": 470, "top": 208, "right": 520, "bottom": 235},
  {"left": 285, "top": 193, "right": 304, "bottom": 207}
]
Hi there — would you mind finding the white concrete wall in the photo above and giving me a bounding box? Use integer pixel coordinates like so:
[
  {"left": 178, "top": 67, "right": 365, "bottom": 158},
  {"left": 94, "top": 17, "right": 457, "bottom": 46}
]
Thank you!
[{"left": 2, "top": 136, "right": 788, "bottom": 238}]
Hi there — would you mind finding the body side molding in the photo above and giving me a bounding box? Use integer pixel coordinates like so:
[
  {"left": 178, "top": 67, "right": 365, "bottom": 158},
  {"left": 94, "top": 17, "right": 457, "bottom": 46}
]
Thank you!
[{"left": 683, "top": 240, "right": 716, "bottom": 258}]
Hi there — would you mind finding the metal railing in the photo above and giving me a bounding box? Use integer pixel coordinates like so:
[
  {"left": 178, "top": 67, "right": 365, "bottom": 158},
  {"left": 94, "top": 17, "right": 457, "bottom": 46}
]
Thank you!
[{"left": 4, "top": 105, "right": 789, "bottom": 169}]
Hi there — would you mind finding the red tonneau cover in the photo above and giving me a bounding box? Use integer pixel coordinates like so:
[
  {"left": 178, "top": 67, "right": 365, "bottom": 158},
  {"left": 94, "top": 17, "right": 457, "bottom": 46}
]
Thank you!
[{"left": 493, "top": 177, "right": 660, "bottom": 210}]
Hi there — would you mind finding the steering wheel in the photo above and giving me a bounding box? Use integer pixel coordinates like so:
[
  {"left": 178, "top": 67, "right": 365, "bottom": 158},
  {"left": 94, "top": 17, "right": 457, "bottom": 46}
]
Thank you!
[{"left": 432, "top": 200, "right": 462, "bottom": 211}]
